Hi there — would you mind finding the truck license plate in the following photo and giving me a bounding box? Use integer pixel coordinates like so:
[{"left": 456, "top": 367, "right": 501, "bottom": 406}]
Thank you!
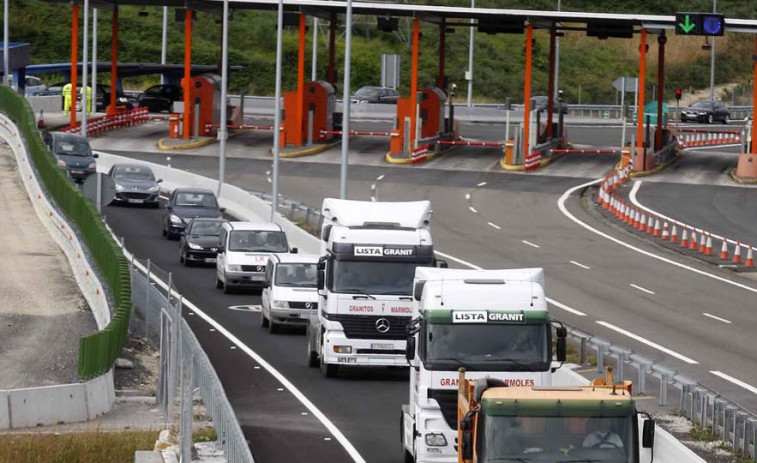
[{"left": 371, "top": 343, "right": 394, "bottom": 350}]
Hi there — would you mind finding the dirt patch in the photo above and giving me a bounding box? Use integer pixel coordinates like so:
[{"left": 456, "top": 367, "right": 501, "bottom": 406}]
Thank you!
[
  {"left": 114, "top": 336, "right": 160, "bottom": 396},
  {"left": 0, "top": 142, "right": 98, "bottom": 388}
]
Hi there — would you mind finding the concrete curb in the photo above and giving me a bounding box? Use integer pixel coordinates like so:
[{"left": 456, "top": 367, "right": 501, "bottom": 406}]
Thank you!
[
  {"left": 384, "top": 150, "right": 438, "bottom": 165},
  {"left": 157, "top": 137, "right": 216, "bottom": 151},
  {"left": 499, "top": 155, "right": 556, "bottom": 172},
  {"left": 729, "top": 167, "right": 757, "bottom": 185},
  {"left": 278, "top": 140, "right": 341, "bottom": 159},
  {"left": 629, "top": 151, "right": 680, "bottom": 178}
]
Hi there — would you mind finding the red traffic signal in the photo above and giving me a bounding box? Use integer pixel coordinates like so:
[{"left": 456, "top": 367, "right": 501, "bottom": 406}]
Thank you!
[{"left": 675, "top": 88, "right": 682, "bottom": 100}]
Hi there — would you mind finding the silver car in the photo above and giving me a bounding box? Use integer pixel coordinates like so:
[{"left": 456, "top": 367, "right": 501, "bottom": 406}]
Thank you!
[{"left": 108, "top": 163, "right": 162, "bottom": 208}]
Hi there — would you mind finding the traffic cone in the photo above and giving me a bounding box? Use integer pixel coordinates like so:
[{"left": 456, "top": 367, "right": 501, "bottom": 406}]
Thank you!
[
  {"left": 634, "top": 209, "right": 641, "bottom": 229},
  {"left": 733, "top": 242, "right": 743, "bottom": 264},
  {"left": 646, "top": 214, "right": 655, "bottom": 234},
  {"left": 37, "top": 110, "right": 45, "bottom": 129},
  {"left": 670, "top": 224, "right": 678, "bottom": 243},
  {"left": 638, "top": 211, "right": 647, "bottom": 231},
  {"left": 689, "top": 229, "right": 699, "bottom": 250},
  {"left": 661, "top": 221, "right": 670, "bottom": 240},
  {"left": 705, "top": 234, "right": 713, "bottom": 256},
  {"left": 680, "top": 227, "right": 689, "bottom": 248},
  {"left": 653, "top": 217, "right": 661, "bottom": 237},
  {"left": 746, "top": 245, "right": 755, "bottom": 267},
  {"left": 719, "top": 238, "right": 729, "bottom": 260},
  {"left": 699, "top": 233, "right": 707, "bottom": 254},
  {"left": 625, "top": 205, "right": 634, "bottom": 225}
]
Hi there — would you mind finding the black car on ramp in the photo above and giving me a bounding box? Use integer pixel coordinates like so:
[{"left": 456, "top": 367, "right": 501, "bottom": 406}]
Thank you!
[
  {"left": 680, "top": 100, "right": 730, "bottom": 124},
  {"left": 179, "top": 218, "right": 227, "bottom": 266},
  {"left": 162, "top": 188, "right": 224, "bottom": 239}
]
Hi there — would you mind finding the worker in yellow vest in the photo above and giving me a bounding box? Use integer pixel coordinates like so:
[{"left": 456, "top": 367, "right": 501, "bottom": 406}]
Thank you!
[
  {"left": 81, "top": 86, "right": 93, "bottom": 114},
  {"left": 62, "top": 83, "right": 73, "bottom": 115}
]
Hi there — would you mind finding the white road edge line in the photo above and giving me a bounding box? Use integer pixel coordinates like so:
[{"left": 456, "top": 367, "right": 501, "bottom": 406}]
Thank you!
[
  {"left": 468, "top": 206, "right": 478, "bottom": 213},
  {"left": 596, "top": 321, "right": 699, "bottom": 365},
  {"left": 629, "top": 284, "right": 655, "bottom": 295},
  {"left": 465, "top": 193, "right": 471, "bottom": 200},
  {"left": 477, "top": 181, "right": 487, "bottom": 187},
  {"left": 558, "top": 178, "right": 757, "bottom": 295},
  {"left": 125, "top": 250, "right": 366, "bottom": 463},
  {"left": 702, "top": 312, "right": 732, "bottom": 324},
  {"left": 433, "top": 250, "right": 587, "bottom": 316},
  {"left": 522, "top": 240, "right": 540, "bottom": 248},
  {"left": 570, "top": 261, "right": 591, "bottom": 270},
  {"left": 710, "top": 371, "right": 757, "bottom": 395},
  {"left": 487, "top": 222, "right": 501, "bottom": 230}
]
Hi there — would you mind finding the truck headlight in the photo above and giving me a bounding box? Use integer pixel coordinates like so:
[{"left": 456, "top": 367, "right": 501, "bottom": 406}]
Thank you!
[
  {"left": 188, "top": 242, "right": 202, "bottom": 250},
  {"left": 272, "top": 300, "right": 290, "bottom": 309},
  {"left": 425, "top": 433, "right": 447, "bottom": 447},
  {"left": 170, "top": 214, "right": 183, "bottom": 224},
  {"left": 227, "top": 264, "right": 242, "bottom": 272},
  {"left": 333, "top": 346, "right": 352, "bottom": 354}
]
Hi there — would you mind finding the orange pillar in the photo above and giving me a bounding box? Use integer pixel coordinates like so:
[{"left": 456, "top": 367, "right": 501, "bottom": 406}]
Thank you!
[
  {"left": 523, "top": 24, "right": 533, "bottom": 161},
  {"left": 655, "top": 33, "right": 666, "bottom": 151},
  {"left": 636, "top": 28, "right": 647, "bottom": 152},
  {"left": 437, "top": 19, "right": 445, "bottom": 90},
  {"left": 409, "top": 19, "right": 419, "bottom": 151},
  {"left": 296, "top": 14, "right": 306, "bottom": 146},
  {"left": 547, "top": 26, "right": 556, "bottom": 139},
  {"left": 107, "top": 6, "right": 118, "bottom": 115},
  {"left": 70, "top": 2, "right": 79, "bottom": 128},
  {"left": 182, "top": 9, "right": 193, "bottom": 140}
]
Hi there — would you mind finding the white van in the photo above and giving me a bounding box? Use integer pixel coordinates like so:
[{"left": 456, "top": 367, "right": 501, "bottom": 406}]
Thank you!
[
  {"left": 215, "top": 222, "right": 295, "bottom": 294},
  {"left": 260, "top": 254, "right": 319, "bottom": 334}
]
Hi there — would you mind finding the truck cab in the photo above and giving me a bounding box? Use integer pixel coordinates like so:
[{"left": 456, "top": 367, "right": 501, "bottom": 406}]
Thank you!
[
  {"left": 402, "top": 268, "right": 566, "bottom": 463},
  {"left": 307, "top": 199, "right": 436, "bottom": 378}
]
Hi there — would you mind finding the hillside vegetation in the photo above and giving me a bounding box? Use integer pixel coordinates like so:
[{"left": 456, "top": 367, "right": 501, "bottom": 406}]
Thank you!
[{"left": 6, "top": 0, "right": 757, "bottom": 103}]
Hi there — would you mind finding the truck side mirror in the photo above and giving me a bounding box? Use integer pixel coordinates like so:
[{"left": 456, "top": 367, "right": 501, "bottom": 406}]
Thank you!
[
  {"left": 317, "top": 269, "right": 325, "bottom": 290},
  {"left": 405, "top": 336, "right": 416, "bottom": 361},
  {"left": 322, "top": 224, "right": 333, "bottom": 242},
  {"left": 556, "top": 337, "right": 567, "bottom": 362},
  {"left": 413, "top": 281, "right": 426, "bottom": 301},
  {"left": 290, "top": 247, "right": 298, "bottom": 254},
  {"left": 460, "top": 415, "right": 474, "bottom": 460},
  {"left": 642, "top": 419, "right": 655, "bottom": 448}
]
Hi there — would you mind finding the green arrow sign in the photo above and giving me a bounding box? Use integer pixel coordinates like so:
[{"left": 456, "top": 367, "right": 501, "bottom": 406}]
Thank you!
[{"left": 679, "top": 14, "right": 696, "bottom": 33}]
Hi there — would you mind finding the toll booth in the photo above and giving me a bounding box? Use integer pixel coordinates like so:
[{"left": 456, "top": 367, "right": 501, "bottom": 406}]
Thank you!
[
  {"left": 390, "top": 87, "right": 446, "bottom": 156},
  {"left": 282, "top": 81, "right": 336, "bottom": 147},
  {"left": 174, "top": 73, "right": 222, "bottom": 138}
]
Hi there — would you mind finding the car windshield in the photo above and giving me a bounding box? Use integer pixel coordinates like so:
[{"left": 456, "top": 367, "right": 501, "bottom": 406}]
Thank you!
[
  {"left": 228, "top": 230, "right": 288, "bottom": 252},
  {"left": 188, "top": 220, "right": 223, "bottom": 236},
  {"left": 691, "top": 101, "right": 713, "bottom": 109},
  {"left": 114, "top": 165, "right": 155, "bottom": 180},
  {"left": 55, "top": 140, "right": 91, "bottom": 157},
  {"left": 423, "top": 323, "right": 549, "bottom": 371},
  {"left": 480, "top": 415, "right": 635, "bottom": 463},
  {"left": 331, "top": 260, "right": 432, "bottom": 296},
  {"left": 355, "top": 87, "right": 381, "bottom": 97},
  {"left": 174, "top": 192, "right": 218, "bottom": 208},
  {"left": 275, "top": 263, "right": 317, "bottom": 288},
  {"left": 144, "top": 86, "right": 163, "bottom": 96}
]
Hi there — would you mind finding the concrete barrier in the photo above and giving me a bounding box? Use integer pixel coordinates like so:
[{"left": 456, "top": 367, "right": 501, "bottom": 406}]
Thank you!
[
  {"left": 0, "top": 113, "right": 115, "bottom": 430},
  {"left": 26, "top": 95, "right": 64, "bottom": 114}
]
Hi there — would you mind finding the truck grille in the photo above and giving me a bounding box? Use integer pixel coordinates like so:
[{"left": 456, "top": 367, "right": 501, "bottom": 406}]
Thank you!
[
  {"left": 289, "top": 301, "right": 318, "bottom": 310},
  {"left": 428, "top": 389, "right": 458, "bottom": 430},
  {"left": 327, "top": 314, "right": 410, "bottom": 340},
  {"left": 240, "top": 265, "right": 265, "bottom": 272}
]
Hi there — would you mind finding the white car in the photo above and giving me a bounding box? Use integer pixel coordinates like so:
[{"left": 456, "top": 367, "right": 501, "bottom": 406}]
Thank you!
[
  {"left": 261, "top": 254, "right": 319, "bottom": 334},
  {"left": 215, "top": 222, "right": 296, "bottom": 294},
  {"left": 24, "top": 76, "right": 47, "bottom": 96}
]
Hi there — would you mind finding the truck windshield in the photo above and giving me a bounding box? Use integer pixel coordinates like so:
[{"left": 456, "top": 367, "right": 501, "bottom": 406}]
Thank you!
[
  {"left": 423, "top": 324, "right": 549, "bottom": 371},
  {"left": 332, "top": 260, "right": 430, "bottom": 296},
  {"left": 480, "top": 415, "right": 635, "bottom": 463}
]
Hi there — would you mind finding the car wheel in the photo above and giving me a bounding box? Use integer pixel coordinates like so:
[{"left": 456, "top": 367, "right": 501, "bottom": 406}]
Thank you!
[
  {"left": 260, "top": 311, "right": 269, "bottom": 328},
  {"left": 216, "top": 277, "right": 223, "bottom": 289},
  {"left": 306, "top": 327, "right": 319, "bottom": 368},
  {"left": 724, "top": 114, "right": 729, "bottom": 124},
  {"left": 707, "top": 114, "right": 714, "bottom": 124},
  {"left": 223, "top": 282, "right": 233, "bottom": 294}
]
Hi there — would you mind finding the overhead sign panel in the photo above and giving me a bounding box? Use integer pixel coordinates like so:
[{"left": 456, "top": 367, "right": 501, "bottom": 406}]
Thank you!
[{"left": 676, "top": 12, "right": 725, "bottom": 36}]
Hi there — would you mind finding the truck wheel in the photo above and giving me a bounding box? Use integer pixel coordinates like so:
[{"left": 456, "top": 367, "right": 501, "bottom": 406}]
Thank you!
[
  {"left": 215, "top": 277, "right": 223, "bottom": 289},
  {"left": 260, "top": 312, "right": 269, "bottom": 328},
  {"left": 268, "top": 320, "right": 279, "bottom": 334},
  {"left": 306, "top": 328, "right": 319, "bottom": 368},
  {"left": 319, "top": 337, "right": 339, "bottom": 378}
]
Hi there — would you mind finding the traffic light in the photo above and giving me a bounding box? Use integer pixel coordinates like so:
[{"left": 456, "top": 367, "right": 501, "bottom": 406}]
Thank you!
[
  {"left": 676, "top": 12, "right": 725, "bottom": 36},
  {"left": 675, "top": 88, "right": 682, "bottom": 100}
]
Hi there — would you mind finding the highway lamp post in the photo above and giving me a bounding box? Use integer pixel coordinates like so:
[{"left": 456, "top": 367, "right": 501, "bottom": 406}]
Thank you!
[
  {"left": 340, "top": 0, "right": 353, "bottom": 199},
  {"left": 709, "top": 0, "right": 717, "bottom": 102},
  {"left": 311, "top": 17, "right": 318, "bottom": 82},
  {"left": 218, "top": 0, "right": 229, "bottom": 196},
  {"left": 161, "top": 7, "right": 168, "bottom": 85},
  {"left": 3, "top": 0, "right": 8, "bottom": 86},
  {"left": 91, "top": 8, "right": 97, "bottom": 113},
  {"left": 466, "top": 0, "right": 474, "bottom": 108},
  {"left": 81, "top": 0, "right": 89, "bottom": 136},
  {"left": 271, "top": 0, "right": 284, "bottom": 220},
  {"left": 554, "top": 0, "right": 561, "bottom": 96}
]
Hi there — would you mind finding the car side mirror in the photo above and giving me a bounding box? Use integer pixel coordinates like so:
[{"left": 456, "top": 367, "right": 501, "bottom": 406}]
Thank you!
[
  {"left": 92, "top": 153, "right": 99, "bottom": 158},
  {"left": 157, "top": 178, "right": 163, "bottom": 183},
  {"left": 642, "top": 419, "right": 655, "bottom": 448},
  {"left": 290, "top": 247, "right": 298, "bottom": 254},
  {"left": 405, "top": 336, "right": 416, "bottom": 361},
  {"left": 219, "top": 207, "right": 226, "bottom": 213},
  {"left": 216, "top": 248, "right": 224, "bottom": 254},
  {"left": 436, "top": 259, "right": 448, "bottom": 269}
]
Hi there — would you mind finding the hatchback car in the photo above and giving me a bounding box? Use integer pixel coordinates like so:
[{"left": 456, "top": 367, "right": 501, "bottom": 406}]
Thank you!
[
  {"left": 162, "top": 188, "right": 224, "bottom": 239},
  {"left": 261, "top": 253, "right": 319, "bottom": 333},
  {"left": 24, "top": 76, "right": 47, "bottom": 96},
  {"left": 680, "top": 100, "right": 730, "bottom": 124},
  {"left": 137, "top": 84, "right": 183, "bottom": 113},
  {"left": 108, "top": 163, "right": 162, "bottom": 207},
  {"left": 43, "top": 131, "right": 98, "bottom": 183},
  {"left": 351, "top": 86, "right": 400, "bottom": 104},
  {"left": 179, "top": 218, "right": 227, "bottom": 266}
]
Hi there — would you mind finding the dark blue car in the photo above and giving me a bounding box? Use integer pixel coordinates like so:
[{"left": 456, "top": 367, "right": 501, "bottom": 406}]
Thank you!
[
  {"left": 43, "top": 131, "right": 98, "bottom": 183},
  {"left": 162, "top": 188, "right": 225, "bottom": 240}
]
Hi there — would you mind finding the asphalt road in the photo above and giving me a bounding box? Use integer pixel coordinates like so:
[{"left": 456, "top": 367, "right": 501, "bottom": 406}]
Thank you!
[{"left": 104, "top": 149, "right": 757, "bottom": 462}]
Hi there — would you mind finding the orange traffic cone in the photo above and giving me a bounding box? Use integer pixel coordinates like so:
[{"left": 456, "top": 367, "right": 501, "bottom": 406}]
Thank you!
[
  {"left": 699, "top": 233, "right": 707, "bottom": 254},
  {"left": 646, "top": 214, "right": 655, "bottom": 234},
  {"left": 719, "top": 238, "right": 729, "bottom": 260},
  {"left": 746, "top": 245, "right": 755, "bottom": 267},
  {"left": 653, "top": 218, "right": 661, "bottom": 237},
  {"left": 689, "top": 229, "right": 699, "bottom": 250},
  {"left": 705, "top": 234, "right": 713, "bottom": 256},
  {"left": 638, "top": 211, "right": 647, "bottom": 231},
  {"left": 661, "top": 221, "right": 670, "bottom": 240},
  {"left": 680, "top": 227, "right": 689, "bottom": 247},
  {"left": 733, "top": 242, "right": 743, "bottom": 264},
  {"left": 626, "top": 206, "right": 634, "bottom": 225},
  {"left": 670, "top": 224, "right": 678, "bottom": 244},
  {"left": 634, "top": 209, "right": 641, "bottom": 229}
]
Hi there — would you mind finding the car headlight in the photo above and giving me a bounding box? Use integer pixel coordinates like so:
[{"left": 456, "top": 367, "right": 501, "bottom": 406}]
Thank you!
[
  {"left": 227, "top": 264, "right": 242, "bottom": 272},
  {"left": 57, "top": 159, "right": 67, "bottom": 169},
  {"left": 87, "top": 162, "right": 96, "bottom": 170},
  {"left": 188, "top": 243, "right": 203, "bottom": 250},
  {"left": 272, "top": 300, "right": 290, "bottom": 309},
  {"left": 148, "top": 185, "right": 160, "bottom": 192},
  {"left": 170, "top": 214, "right": 183, "bottom": 224},
  {"left": 115, "top": 183, "right": 125, "bottom": 192},
  {"left": 699, "top": 112, "right": 707, "bottom": 115},
  {"left": 425, "top": 433, "right": 447, "bottom": 447}
]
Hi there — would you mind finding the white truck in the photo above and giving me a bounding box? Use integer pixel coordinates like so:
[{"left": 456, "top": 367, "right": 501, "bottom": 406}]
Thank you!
[
  {"left": 400, "top": 267, "right": 567, "bottom": 463},
  {"left": 306, "top": 199, "right": 440, "bottom": 378}
]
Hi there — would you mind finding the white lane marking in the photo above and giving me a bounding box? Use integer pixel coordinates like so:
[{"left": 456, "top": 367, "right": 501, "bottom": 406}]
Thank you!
[
  {"left": 376, "top": 174, "right": 385, "bottom": 181},
  {"left": 522, "top": 240, "right": 540, "bottom": 248},
  {"left": 126, "top": 254, "right": 366, "bottom": 462},
  {"left": 477, "top": 181, "right": 487, "bottom": 187},
  {"left": 465, "top": 193, "right": 471, "bottom": 200},
  {"left": 370, "top": 183, "right": 376, "bottom": 190},
  {"left": 570, "top": 261, "right": 591, "bottom": 270},
  {"left": 596, "top": 321, "right": 699, "bottom": 364},
  {"left": 559, "top": 179, "right": 757, "bottom": 295},
  {"left": 468, "top": 206, "right": 478, "bottom": 213},
  {"left": 228, "top": 304, "right": 262, "bottom": 312},
  {"left": 487, "top": 222, "right": 501, "bottom": 230},
  {"left": 710, "top": 371, "right": 757, "bottom": 395},
  {"left": 433, "top": 250, "right": 586, "bottom": 317},
  {"left": 629, "top": 284, "right": 655, "bottom": 295},
  {"left": 703, "top": 312, "right": 732, "bottom": 324}
]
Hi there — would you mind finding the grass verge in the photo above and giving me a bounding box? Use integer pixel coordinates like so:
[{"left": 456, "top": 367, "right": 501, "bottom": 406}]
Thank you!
[{"left": 0, "top": 430, "right": 159, "bottom": 463}]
